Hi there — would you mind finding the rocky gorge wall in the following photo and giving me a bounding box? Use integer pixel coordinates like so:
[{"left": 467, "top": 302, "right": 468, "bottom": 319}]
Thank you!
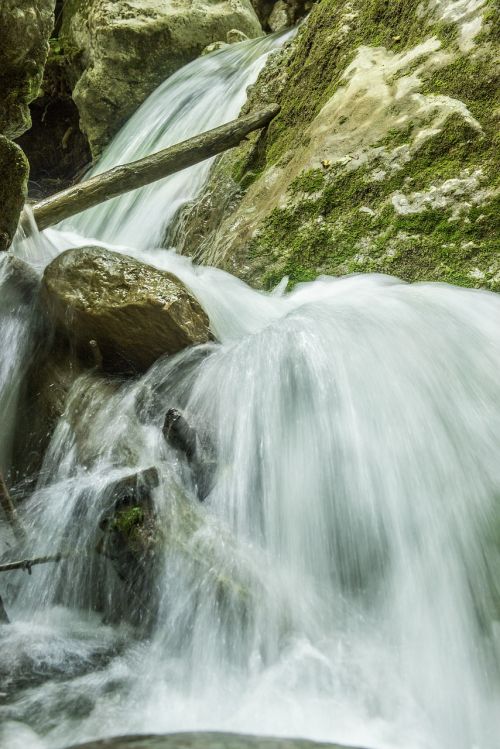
[
  {"left": 0, "top": 1, "right": 55, "bottom": 248},
  {"left": 179, "top": 0, "right": 499, "bottom": 291}
]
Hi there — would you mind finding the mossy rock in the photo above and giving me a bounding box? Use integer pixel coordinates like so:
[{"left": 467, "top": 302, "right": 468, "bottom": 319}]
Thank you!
[
  {"left": 0, "top": 137, "right": 29, "bottom": 251},
  {"left": 181, "top": 0, "right": 500, "bottom": 291},
  {"left": 0, "top": 0, "right": 56, "bottom": 138}
]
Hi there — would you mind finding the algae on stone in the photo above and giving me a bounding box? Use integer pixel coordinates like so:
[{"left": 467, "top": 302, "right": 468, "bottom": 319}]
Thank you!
[
  {"left": 0, "top": 138, "right": 30, "bottom": 251},
  {"left": 181, "top": 0, "right": 499, "bottom": 291}
]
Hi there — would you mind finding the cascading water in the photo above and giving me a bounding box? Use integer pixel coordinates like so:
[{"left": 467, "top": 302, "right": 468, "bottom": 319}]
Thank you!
[{"left": 1, "top": 30, "right": 500, "bottom": 749}]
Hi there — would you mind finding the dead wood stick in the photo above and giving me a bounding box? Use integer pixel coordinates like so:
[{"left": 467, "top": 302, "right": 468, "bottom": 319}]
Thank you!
[
  {"left": 0, "top": 552, "right": 69, "bottom": 574},
  {"left": 0, "top": 472, "right": 26, "bottom": 541},
  {"left": 30, "top": 104, "right": 280, "bottom": 231}
]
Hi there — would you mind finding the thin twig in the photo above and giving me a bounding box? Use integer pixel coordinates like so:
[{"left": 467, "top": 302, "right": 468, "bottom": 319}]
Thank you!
[{"left": 0, "top": 552, "right": 69, "bottom": 574}]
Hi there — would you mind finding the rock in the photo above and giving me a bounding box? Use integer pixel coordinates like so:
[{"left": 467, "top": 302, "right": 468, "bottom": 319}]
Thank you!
[
  {"left": 0, "top": 0, "right": 56, "bottom": 139},
  {"left": 0, "top": 138, "right": 30, "bottom": 252},
  {"left": 203, "top": 28, "right": 251, "bottom": 54},
  {"left": 162, "top": 408, "right": 215, "bottom": 500},
  {"left": 0, "top": 1, "right": 55, "bottom": 249},
  {"left": 11, "top": 347, "right": 88, "bottom": 487},
  {"left": 227, "top": 29, "right": 250, "bottom": 44},
  {"left": 250, "top": 0, "right": 276, "bottom": 29},
  {"left": 60, "top": 0, "right": 263, "bottom": 157},
  {"left": 41, "top": 247, "right": 212, "bottom": 373},
  {"left": 0, "top": 595, "right": 8, "bottom": 624},
  {"left": 268, "top": 1, "right": 290, "bottom": 32},
  {"left": 202, "top": 41, "right": 230, "bottom": 56},
  {"left": 0, "top": 255, "right": 39, "bottom": 301},
  {"left": 96, "top": 467, "right": 160, "bottom": 629},
  {"left": 65, "top": 732, "right": 368, "bottom": 749},
  {"left": 180, "top": 0, "right": 500, "bottom": 292},
  {"left": 0, "top": 256, "right": 39, "bottom": 477},
  {"left": 16, "top": 40, "right": 92, "bottom": 199},
  {"left": 250, "top": 0, "right": 311, "bottom": 31}
]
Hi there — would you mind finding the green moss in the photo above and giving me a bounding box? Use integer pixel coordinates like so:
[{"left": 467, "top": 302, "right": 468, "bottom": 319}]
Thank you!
[
  {"left": 262, "top": 0, "right": 428, "bottom": 166},
  {"left": 113, "top": 506, "right": 145, "bottom": 536},
  {"left": 187, "top": 0, "right": 498, "bottom": 292},
  {"left": 0, "top": 136, "right": 29, "bottom": 250},
  {"left": 244, "top": 0, "right": 500, "bottom": 292},
  {"left": 250, "top": 137, "right": 500, "bottom": 290},
  {"left": 289, "top": 168, "right": 326, "bottom": 196}
]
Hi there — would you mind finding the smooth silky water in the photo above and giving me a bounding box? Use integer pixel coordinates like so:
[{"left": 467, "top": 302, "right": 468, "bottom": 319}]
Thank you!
[{"left": 1, "top": 30, "right": 500, "bottom": 749}]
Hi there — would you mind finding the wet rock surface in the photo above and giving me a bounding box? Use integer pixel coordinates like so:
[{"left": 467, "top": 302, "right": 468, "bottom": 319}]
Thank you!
[
  {"left": 41, "top": 247, "right": 213, "bottom": 374},
  {"left": 11, "top": 347, "right": 88, "bottom": 487},
  {"left": 0, "top": 138, "right": 30, "bottom": 252},
  {"left": 97, "top": 467, "right": 161, "bottom": 629}
]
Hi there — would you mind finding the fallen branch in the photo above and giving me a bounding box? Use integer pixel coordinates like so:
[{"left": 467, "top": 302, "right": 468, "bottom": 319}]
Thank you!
[
  {"left": 0, "top": 552, "right": 69, "bottom": 574},
  {"left": 30, "top": 104, "right": 280, "bottom": 231},
  {"left": 0, "top": 472, "right": 26, "bottom": 541}
]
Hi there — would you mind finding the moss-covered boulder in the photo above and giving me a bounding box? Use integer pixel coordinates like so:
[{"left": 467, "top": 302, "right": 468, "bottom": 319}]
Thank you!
[
  {"left": 60, "top": 0, "right": 263, "bottom": 158},
  {"left": 0, "top": 0, "right": 56, "bottom": 139},
  {"left": 182, "top": 0, "right": 500, "bottom": 291},
  {"left": 0, "top": 137, "right": 30, "bottom": 251},
  {"left": 0, "top": 1, "right": 55, "bottom": 248},
  {"left": 41, "top": 247, "right": 212, "bottom": 373}
]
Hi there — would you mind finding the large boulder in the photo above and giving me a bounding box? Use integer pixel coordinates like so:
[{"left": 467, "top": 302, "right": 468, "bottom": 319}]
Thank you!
[
  {"left": 181, "top": 0, "right": 500, "bottom": 292},
  {"left": 60, "top": 0, "right": 263, "bottom": 157},
  {"left": 0, "top": 0, "right": 56, "bottom": 139},
  {"left": 41, "top": 247, "right": 212, "bottom": 373}
]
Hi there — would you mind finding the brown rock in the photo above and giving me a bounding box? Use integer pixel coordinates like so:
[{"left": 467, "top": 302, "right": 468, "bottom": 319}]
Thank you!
[{"left": 41, "top": 246, "right": 212, "bottom": 373}]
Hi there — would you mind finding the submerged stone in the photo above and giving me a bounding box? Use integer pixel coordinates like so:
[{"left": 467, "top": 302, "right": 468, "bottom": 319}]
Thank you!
[{"left": 41, "top": 246, "right": 212, "bottom": 373}]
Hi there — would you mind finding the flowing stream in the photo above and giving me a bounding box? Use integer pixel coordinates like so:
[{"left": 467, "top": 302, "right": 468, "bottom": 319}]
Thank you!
[{"left": 1, "top": 31, "right": 500, "bottom": 749}]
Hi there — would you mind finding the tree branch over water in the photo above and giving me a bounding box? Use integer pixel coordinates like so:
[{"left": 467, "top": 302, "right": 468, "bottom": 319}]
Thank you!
[{"left": 29, "top": 105, "right": 280, "bottom": 231}]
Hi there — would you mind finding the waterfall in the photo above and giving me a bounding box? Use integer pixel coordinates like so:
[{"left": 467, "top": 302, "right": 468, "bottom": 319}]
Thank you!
[{"left": 2, "top": 31, "right": 500, "bottom": 749}]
